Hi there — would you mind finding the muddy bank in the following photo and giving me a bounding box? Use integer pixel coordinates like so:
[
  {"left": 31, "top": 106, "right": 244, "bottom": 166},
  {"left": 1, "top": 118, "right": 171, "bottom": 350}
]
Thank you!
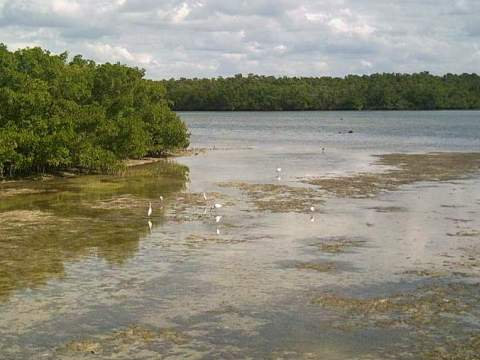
[
  {"left": 0, "top": 148, "right": 201, "bottom": 186},
  {"left": 123, "top": 148, "right": 207, "bottom": 167}
]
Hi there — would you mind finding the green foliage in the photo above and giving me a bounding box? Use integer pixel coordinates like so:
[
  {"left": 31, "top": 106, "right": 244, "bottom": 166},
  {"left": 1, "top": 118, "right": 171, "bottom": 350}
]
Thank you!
[
  {"left": 162, "top": 72, "right": 480, "bottom": 111},
  {"left": 0, "top": 45, "right": 189, "bottom": 178}
]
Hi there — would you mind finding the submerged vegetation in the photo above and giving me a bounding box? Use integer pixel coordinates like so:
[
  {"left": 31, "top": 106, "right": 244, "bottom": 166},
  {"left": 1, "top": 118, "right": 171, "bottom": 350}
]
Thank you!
[
  {"left": 0, "top": 44, "right": 189, "bottom": 178},
  {"left": 306, "top": 152, "right": 480, "bottom": 198},
  {"left": 61, "top": 324, "right": 189, "bottom": 357},
  {"left": 308, "top": 236, "right": 367, "bottom": 254},
  {"left": 163, "top": 72, "right": 480, "bottom": 111},
  {"left": 219, "top": 181, "right": 324, "bottom": 213},
  {"left": 0, "top": 161, "right": 188, "bottom": 300},
  {"left": 312, "top": 281, "right": 480, "bottom": 358}
]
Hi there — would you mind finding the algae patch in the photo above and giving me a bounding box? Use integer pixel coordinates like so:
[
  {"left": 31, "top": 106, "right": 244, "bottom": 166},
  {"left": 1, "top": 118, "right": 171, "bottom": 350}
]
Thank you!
[
  {"left": 447, "top": 229, "right": 480, "bottom": 237},
  {"left": 64, "top": 339, "right": 102, "bottom": 354},
  {"left": 310, "top": 281, "right": 480, "bottom": 358},
  {"left": 400, "top": 269, "right": 451, "bottom": 278},
  {"left": 112, "top": 325, "right": 159, "bottom": 343},
  {"left": 87, "top": 194, "right": 149, "bottom": 210},
  {"left": 305, "top": 153, "right": 480, "bottom": 198},
  {"left": 59, "top": 324, "right": 190, "bottom": 357},
  {"left": 0, "top": 210, "right": 57, "bottom": 227},
  {"left": 0, "top": 188, "right": 53, "bottom": 198},
  {"left": 156, "top": 328, "right": 190, "bottom": 345},
  {"left": 184, "top": 234, "right": 246, "bottom": 248},
  {"left": 219, "top": 182, "right": 324, "bottom": 213},
  {"left": 311, "top": 281, "right": 480, "bottom": 344},
  {"left": 295, "top": 262, "right": 337, "bottom": 272},
  {"left": 366, "top": 206, "right": 407, "bottom": 213},
  {"left": 423, "top": 335, "right": 480, "bottom": 360},
  {"left": 166, "top": 192, "right": 234, "bottom": 223},
  {"left": 308, "top": 236, "right": 367, "bottom": 254}
]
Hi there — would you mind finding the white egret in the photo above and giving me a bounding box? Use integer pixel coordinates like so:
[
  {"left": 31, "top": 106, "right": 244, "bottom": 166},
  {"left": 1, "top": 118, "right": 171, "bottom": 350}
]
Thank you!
[
  {"left": 159, "top": 195, "right": 164, "bottom": 201},
  {"left": 147, "top": 202, "right": 152, "bottom": 217},
  {"left": 310, "top": 206, "right": 315, "bottom": 212},
  {"left": 276, "top": 167, "right": 282, "bottom": 180},
  {"left": 213, "top": 203, "right": 223, "bottom": 210},
  {"left": 215, "top": 215, "right": 222, "bottom": 223},
  {"left": 203, "top": 192, "right": 207, "bottom": 200}
]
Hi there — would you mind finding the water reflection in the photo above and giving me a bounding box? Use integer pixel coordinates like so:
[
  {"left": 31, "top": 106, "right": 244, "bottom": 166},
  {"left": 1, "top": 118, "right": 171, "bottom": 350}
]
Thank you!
[{"left": 0, "top": 161, "right": 189, "bottom": 300}]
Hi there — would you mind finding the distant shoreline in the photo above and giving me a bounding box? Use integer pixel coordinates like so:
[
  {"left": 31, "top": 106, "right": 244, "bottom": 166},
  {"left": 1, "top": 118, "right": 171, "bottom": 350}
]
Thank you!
[
  {"left": 163, "top": 73, "right": 480, "bottom": 112},
  {"left": 175, "top": 109, "right": 480, "bottom": 112}
]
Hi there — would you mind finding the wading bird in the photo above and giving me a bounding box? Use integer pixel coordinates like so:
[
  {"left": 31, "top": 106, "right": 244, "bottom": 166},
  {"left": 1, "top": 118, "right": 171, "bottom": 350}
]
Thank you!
[
  {"left": 276, "top": 167, "right": 282, "bottom": 180},
  {"left": 147, "top": 202, "right": 152, "bottom": 217},
  {"left": 203, "top": 192, "right": 207, "bottom": 200},
  {"left": 310, "top": 206, "right": 315, "bottom": 212}
]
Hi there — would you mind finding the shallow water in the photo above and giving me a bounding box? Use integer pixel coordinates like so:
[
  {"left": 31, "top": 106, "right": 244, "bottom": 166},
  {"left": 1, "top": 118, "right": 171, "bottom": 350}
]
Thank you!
[{"left": 1, "top": 111, "right": 480, "bottom": 359}]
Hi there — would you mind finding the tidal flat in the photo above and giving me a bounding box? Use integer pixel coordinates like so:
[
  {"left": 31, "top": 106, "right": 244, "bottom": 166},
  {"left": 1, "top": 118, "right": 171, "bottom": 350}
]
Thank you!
[{"left": 1, "top": 111, "right": 480, "bottom": 359}]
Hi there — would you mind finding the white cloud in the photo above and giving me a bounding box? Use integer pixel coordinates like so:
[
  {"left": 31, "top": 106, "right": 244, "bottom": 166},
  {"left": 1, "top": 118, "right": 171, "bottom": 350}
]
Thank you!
[
  {"left": 86, "top": 43, "right": 153, "bottom": 65},
  {"left": 0, "top": 0, "right": 478, "bottom": 78},
  {"left": 171, "top": 2, "right": 190, "bottom": 23},
  {"left": 51, "top": 0, "right": 80, "bottom": 16},
  {"left": 305, "top": 11, "right": 326, "bottom": 22},
  {"left": 360, "top": 60, "right": 373, "bottom": 68}
]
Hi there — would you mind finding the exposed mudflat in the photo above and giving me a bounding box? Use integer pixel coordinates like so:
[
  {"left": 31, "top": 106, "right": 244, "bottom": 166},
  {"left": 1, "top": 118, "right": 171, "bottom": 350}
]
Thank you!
[
  {"left": 1, "top": 136, "right": 480, "bottom": 359},
  {"left": 305, "top": 153, "right": 480, "bottom": 198}
]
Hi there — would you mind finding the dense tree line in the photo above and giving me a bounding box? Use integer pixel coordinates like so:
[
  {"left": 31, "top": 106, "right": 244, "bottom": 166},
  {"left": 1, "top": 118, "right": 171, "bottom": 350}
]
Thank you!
[
  {"left": 162, "top": 73, "right": 480, "bottom": 111},
  {"left": 0, "top": 45, "right": 189, "bottom": 178}
]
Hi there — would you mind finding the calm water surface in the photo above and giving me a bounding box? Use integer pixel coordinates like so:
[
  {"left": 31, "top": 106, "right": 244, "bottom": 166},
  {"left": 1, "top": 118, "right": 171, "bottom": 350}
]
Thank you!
[{"left": 1, "top": 111, "right": 479, "bottom": 359}]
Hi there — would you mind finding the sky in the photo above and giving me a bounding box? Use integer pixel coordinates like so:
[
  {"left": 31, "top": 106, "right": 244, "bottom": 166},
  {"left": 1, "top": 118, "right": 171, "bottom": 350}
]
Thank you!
[{"left": 0, "top": 0, "right": 479, "bottom": 79}]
